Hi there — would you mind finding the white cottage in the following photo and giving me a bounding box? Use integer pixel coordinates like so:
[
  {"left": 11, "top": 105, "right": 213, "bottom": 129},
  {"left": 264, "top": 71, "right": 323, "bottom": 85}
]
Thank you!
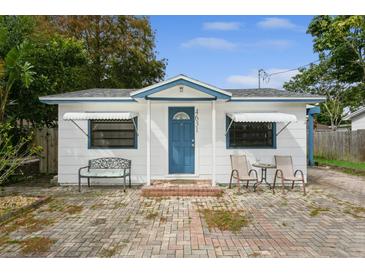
[
  {"left": 40, "top": 75, "right": 325, "bottom": 187},
  {"left": 344, "top": 106, "right": 365, "bottom": 131}
]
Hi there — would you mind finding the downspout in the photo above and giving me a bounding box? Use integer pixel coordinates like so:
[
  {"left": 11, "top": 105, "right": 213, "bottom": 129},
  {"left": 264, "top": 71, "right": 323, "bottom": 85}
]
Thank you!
[{"left": 307, "top": 106, "right": 321, "bottom": 166}]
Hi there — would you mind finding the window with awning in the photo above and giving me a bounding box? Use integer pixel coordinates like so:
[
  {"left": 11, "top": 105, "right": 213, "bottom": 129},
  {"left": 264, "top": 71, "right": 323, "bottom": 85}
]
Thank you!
[
  {"left": 63, "top": 112, "right": 139, "bottom": 149},
  {"left": 90, "top": 119, "right": 137, "bottom": 148},
  {"left": 225, "top": 112, "right": 297, "bottom": 149}
]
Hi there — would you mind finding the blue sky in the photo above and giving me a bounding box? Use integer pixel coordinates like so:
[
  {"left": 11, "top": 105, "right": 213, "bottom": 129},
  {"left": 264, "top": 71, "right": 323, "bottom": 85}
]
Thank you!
[{"left": 150, "top": 16, "right": 317, "bottom": 89}]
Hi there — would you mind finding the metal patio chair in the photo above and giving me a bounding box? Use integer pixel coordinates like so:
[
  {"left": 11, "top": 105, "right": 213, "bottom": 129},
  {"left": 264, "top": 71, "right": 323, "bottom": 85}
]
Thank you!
[
  {"left": 273, "top": 155, "right": 306, "bottom": 195},
  {"left": 229, "top": 155, "right": 259, "bottom": 191}
]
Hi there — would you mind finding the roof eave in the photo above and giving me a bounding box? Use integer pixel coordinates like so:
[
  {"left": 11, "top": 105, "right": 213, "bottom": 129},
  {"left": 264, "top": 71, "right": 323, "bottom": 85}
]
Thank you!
[
  {"left": 230, "top": 97, "right": 326, "bottom": 102},
  {"left": 39, "top": 97, "right": 135, "bottom": 104}
]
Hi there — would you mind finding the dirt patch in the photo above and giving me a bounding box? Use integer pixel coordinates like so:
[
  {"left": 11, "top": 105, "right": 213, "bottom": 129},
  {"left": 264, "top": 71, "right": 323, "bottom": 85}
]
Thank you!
[
  {"left": 200, "top": 209, "right": 250, "bottom": 232},
  {"left": 19, "top": 237, "right": 54, "bottom": 255},
  {"left": 0, "top": 213, "right": 54, "bottom": 234},
  {"left": 90, "top": 203, "right": 104, "bottom": 210},
  {"left": 99, "top": 244, "right": 125, "bottom": 257},
  {"left": 343, "top": 206, "right": 365, "bottom": 219},
  {"left": 44, "top": 199, "right": 66, "bottom": 212},
  {"left": 145, "top": 211, "right": 158, "bottom": 220},
  {"left": 0, "top": 196, "right": 38, "bottom": 216},
  {"left": 113, "top": 202, "right": 126, "bottom": 209},
  {"left": 65, "top": 205, "right": 83, "bottom": 215}
]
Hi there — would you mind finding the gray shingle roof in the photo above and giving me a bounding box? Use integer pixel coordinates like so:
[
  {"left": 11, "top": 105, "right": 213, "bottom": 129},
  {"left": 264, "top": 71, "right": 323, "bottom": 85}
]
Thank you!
[
  {"left": 43, "top": 88, "right": 135, "bottom": 98},
  {"left": 42, "top": 87, "right": 319, "bottom": 99},
  {"left": 224, "top": 88, "right": 319, "bottom": 98}
]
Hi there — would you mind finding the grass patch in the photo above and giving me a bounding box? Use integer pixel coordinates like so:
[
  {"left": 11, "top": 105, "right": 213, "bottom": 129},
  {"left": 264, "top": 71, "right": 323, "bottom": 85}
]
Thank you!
[
  {"left": 20, "top": 236, "right": 54, "bottom": 255},
  {"left": 200, "top": 209, "right": 250, "bottom": 232},
  {"left": 90, "top": 203, "right": 104, "bottom": 210},
  {"left": 308, "top": 205, "right": 329, "bottom": 217},
  {"left": 315, "top": 157, "right": 365, "bottom": 176},
  {"left": 343, "top": 206, "right": 365, "bottom": 218},
  {"left": 65, "top": 205, "right": 83, "bottom": 215},
  {"left": 99, "top": 244, "right": 125, "bottom": 257},
  {"left": 113, "top": 202, "right": 126, "bottom": 209},
  {"left": 145, "top": 211, "right": 158, "bottom": 220},
  {"left": 0, "top": 213, "right": 54, "bottom": 234},
  {"left": 125, "top": 214, "right": 131, "bottom": 222},
  {"left": 44, "top": 199, "right": 66, "bottom": 212},
  {"left": 0, "top": 235, "right": 11, "bottom": 247}
]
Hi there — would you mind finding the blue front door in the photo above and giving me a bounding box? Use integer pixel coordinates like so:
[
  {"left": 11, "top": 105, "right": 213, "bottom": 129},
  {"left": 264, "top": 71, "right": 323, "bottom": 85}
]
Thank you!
[{"left": 169, "top": 107, "right": 195, "bottom": 174}]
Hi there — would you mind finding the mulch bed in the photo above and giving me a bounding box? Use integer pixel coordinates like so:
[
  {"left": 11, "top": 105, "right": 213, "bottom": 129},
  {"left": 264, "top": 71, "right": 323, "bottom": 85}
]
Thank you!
[{"left": 0, "top": 195, "right": 51, "bottom": 224}]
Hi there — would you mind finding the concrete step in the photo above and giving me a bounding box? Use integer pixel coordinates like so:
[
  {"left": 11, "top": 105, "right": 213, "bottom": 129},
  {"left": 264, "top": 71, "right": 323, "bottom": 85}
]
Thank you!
[{"left": 141, "top": 186, "right": 223, "bottom": 197}]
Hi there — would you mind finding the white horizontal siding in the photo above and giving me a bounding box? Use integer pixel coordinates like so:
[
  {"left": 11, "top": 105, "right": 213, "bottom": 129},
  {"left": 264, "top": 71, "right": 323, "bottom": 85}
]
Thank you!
[
  {"left": 351, "top": 113, "right": 365, "bottom": 131},
  {"left": 57, "top": 100, "right": 307, "bottom": 185}
]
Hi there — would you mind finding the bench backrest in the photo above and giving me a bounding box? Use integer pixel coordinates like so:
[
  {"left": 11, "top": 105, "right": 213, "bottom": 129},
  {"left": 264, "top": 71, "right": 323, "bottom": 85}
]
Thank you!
[{"left": 89, "top": 157, "right": 131, "bottom": 169}]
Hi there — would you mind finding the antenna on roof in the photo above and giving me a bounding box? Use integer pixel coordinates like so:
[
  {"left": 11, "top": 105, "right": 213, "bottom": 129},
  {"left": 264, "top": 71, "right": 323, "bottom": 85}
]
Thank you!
[{"left": 258, "top": 69, "right": 269, "bottom": 89}]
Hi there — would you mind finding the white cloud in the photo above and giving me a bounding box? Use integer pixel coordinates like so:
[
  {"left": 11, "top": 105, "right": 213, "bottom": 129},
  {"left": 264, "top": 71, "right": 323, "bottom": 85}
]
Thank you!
[
  {"left": 257, "top": 17, "right": 304, "bottom": 31},
  {"left": 203, "top": 22, "right": 241, "bottom": 31},
  {"left": 226, "top": 68, "right": 299, "bottom": 89},
  {"left": 181, "top": 37, "right": 237, "bottom": 50},
  {"left": 243, "top": 39, "right": 293, "bottom": 49}
]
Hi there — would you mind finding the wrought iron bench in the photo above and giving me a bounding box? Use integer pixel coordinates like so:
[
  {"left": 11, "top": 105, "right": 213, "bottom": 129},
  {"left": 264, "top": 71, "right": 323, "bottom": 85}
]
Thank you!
[{"left": 78, "top": 157, "right": 131, "bottom": 192}]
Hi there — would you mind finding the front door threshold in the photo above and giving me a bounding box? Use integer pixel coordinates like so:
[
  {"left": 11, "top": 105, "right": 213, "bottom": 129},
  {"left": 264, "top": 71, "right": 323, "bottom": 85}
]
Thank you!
[{"left": 166, "top": 174, "right": 198, "bottom": 178}]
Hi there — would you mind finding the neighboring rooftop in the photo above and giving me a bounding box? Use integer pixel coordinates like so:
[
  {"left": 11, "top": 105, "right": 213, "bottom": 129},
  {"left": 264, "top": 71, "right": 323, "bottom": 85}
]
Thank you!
[{"left": 344, "top": 106, "right": 365, "bottom": 120}]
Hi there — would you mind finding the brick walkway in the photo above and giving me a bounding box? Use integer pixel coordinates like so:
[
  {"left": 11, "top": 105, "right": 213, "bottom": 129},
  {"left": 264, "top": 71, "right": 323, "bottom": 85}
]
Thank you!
[{"left": 0, "top": 175, "right": 364, "bottom": 257}]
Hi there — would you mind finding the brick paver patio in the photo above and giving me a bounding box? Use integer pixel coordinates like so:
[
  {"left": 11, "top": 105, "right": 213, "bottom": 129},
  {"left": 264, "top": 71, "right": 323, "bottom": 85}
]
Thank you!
[{"left": 0, "top": 172, "right": 364, "bottom": 257}]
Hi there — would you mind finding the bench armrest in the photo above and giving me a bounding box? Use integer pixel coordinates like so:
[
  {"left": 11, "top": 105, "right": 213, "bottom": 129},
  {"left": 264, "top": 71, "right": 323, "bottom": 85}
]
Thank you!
[{"left": 78, "top": 166, "right": 89, "bottom": 175}]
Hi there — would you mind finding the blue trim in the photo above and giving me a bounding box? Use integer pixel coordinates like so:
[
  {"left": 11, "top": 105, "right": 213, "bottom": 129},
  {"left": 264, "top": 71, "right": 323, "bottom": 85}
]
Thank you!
[
  {"left": 146, "top": 97, "right": 216, "bottom": 101},
  {"left": 39, "top": 99, "right": 136, "bottom": 105},
  {"left": 88, "top": 118, "right": 138, "bottom": 149},
  {"left": 230, "top": 98, "right": 325, "bottom": 103},
  {"left": 133, "top": 79, "right": 230, "bottom": 100},
  {"left": 307, "top": 106, "right": 321, "bottom": 166},
  {"left": 225, "top": 116, "right": 277, "bottom": 149},
  {"left": 168, "top": 107, "right": 195, "bottom": 174}
]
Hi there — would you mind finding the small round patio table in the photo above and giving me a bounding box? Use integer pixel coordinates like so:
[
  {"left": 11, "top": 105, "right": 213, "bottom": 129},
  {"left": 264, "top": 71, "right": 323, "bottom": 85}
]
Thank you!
[{"left": 252, "top": 162, "right": 276, "bottom": 190}]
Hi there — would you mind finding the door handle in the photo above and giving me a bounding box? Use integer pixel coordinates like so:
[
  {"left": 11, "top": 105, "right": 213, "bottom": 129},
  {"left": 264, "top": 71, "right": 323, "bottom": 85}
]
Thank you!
[{"left": 192, "top": 139, "right": 195, "bottom": 147}]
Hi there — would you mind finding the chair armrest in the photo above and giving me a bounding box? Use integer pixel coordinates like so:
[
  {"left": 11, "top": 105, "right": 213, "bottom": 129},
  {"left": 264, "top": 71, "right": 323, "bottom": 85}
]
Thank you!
[
  {"left": 274, "top": 169, "right": 284, "bottom": 179},
  {"left": 231, "top": 169, "right": 239, "bottom": 178},
  {"left": 78, "top": 166, "right": 89, "bottom": 175},
  {"left": 248, "top": 169, "right": 258, "bottom": 178},
  {"left": 294, "top": 169, "right": 304, "bottom": 178}
]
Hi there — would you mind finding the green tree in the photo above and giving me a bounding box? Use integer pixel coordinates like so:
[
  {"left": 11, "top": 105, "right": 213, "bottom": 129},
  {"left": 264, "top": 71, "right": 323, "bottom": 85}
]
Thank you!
[
  {"left": 0, "top": 44, "right": 35, "bottom": 123},
  {"left": 7, "top": 36, "right": 88, "bottom": 127},
  {"left": 284, "top": 16, "right": 365, "bottom": 128},
  {"left": 308, "top": 16, "right": 365, "bottom": 84},
  {"left": 0, "top": 16, "right": 36, "bottom": 58},
  {"left": 46, "top": 16, "right": 166, "bottom": 88},
  {"left": 0, "top": 16, "right": 89, "bottom": 127},
  {"left": 284, "top": 62, "right": 350, "bottom": 130}
]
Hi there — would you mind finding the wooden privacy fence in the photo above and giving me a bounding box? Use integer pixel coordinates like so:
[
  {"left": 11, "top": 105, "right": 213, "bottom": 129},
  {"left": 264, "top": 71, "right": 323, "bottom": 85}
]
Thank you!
[
  {"left": 33, "top": 127, "right": 58, "bottom": 174},
  {"left": 314, "top": 130, "right": 365, "bottom": 162}
]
